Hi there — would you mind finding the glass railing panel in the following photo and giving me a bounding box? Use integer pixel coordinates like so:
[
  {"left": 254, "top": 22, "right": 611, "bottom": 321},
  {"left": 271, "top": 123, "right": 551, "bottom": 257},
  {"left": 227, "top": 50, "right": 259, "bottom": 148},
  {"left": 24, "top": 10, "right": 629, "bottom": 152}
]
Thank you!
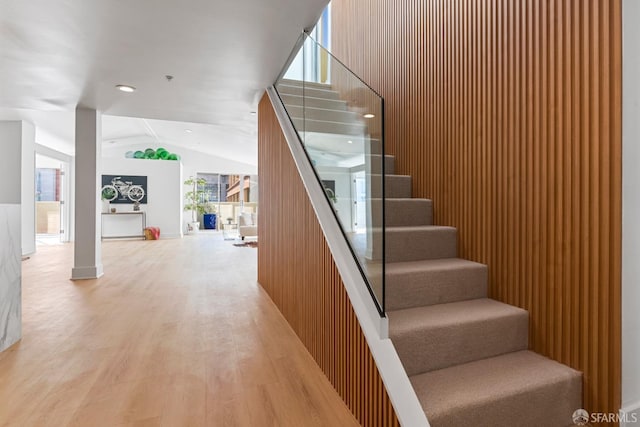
[{"left": 275, "top": 33, "right": 386, "bottom": 314}]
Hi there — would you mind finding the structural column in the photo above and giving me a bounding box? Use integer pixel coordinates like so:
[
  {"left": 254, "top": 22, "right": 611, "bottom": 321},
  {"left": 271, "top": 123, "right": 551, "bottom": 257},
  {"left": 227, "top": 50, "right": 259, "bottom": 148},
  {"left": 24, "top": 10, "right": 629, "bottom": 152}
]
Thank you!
[
  {"left": 72, "top": 107, "right": 103, "bottom": 280},
  {"left": 0, "top": 121, "right": 24, "bottom": 351}
]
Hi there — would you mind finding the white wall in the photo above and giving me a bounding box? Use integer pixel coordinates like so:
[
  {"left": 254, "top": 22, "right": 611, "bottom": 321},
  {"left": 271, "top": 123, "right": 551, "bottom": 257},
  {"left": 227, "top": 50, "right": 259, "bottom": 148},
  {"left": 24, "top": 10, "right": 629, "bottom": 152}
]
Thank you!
[
  {"left": 21, "top": 122, "right": 35, "bottom": 256},
  {"left": 102, "top": 158, "right": 183, "bottom": 239},
  {"left": 622, "top": 0, "right": 640, "bottom": 422}
]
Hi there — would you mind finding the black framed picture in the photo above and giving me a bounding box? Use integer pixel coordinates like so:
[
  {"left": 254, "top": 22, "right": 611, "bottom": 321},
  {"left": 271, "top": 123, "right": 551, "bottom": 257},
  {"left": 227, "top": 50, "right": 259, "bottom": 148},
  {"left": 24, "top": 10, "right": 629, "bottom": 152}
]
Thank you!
[
  {"left": 101, "top": 175, "right": 148, "bottom": 204},
  {"left": 321, "top": 180, "right": 337, "bottom": 203}
]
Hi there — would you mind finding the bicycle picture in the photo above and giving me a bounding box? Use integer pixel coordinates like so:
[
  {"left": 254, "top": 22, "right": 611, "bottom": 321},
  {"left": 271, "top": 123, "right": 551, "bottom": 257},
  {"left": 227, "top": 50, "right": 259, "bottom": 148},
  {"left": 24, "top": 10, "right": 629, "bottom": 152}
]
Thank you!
[{"left": 101, "top": 174, "right": 148, "bottom": 204}]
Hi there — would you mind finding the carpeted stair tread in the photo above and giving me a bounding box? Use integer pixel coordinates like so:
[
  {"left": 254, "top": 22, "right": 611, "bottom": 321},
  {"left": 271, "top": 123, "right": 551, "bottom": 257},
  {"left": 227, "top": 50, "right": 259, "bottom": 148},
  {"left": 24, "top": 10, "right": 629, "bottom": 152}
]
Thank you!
[
  {"left": 410, "top": 350, "right": 582, "bottom": 427},
  {"left": 385, "top": 258, "right": 487, "bottom": 310},
  {"left": 385, "top": 226, "right": 457, "bottom": 262},
  {"left": 388, "top": 298, "right": 529, "bottom": 375}
]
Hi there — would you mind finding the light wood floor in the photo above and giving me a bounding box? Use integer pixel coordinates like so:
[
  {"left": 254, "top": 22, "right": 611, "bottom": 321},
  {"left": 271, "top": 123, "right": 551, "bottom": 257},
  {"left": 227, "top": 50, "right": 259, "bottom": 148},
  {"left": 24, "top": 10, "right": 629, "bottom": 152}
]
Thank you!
[{"left": 0, "top": 233, "right": 359, "bottom": 427}]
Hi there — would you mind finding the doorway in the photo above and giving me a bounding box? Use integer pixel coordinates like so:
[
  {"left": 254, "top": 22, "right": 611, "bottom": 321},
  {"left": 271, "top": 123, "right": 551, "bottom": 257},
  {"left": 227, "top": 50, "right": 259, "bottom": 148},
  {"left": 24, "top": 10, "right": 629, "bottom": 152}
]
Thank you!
[{"left": 35, "top": 154, "right": 68, "bottom": 244}]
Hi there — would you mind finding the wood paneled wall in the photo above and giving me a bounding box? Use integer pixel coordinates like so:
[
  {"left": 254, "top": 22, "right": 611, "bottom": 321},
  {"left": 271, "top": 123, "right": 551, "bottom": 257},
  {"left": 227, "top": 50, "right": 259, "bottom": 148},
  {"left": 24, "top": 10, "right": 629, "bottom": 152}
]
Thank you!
[
  {"left": 332, "top": 0, "right": 622, "bottom": 422},
  {"left": 257, "top": 94, "right": 400, "bottom": 427}
]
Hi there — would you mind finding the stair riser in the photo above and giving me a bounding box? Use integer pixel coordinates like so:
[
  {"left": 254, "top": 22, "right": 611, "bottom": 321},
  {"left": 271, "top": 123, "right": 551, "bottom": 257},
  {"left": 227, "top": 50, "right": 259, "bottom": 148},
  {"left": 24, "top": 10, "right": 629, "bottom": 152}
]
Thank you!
[
  {"left": 377, "top": 199, "right": 433, "bottom": 227},
  {"left": 279, "top": 93, "right": 347, "bottom": 111},
  {"left": 284, "top": 104, "right": 362, "bottom": 124},
  {"left": 277, "top": 84, "right": 341, "bottom": 100},
  {"left": 291, "top": 117, "right": 366, "bottom": 136},
  {"left": 386, "top": 264, "right": 487, "bottom": 311},
  {"left": 391, "top": 311, "right": 529, "bottom": 375},
  {"left": 386, "top": 228, "right": 457, "bottom": 262},
  {"left": 367, "top": 138, "right": 383, "bottom": 155},
  {"left": 371, "top": 199, "right": 433, "bottom": 227},
  {"left": 279, "top": 79, "right": 332, "bottom": 90},
  {"left": 370, "top": 175, "right": 411, "bottom": 199},
  {"left": 367, "top": 155, "right": 395, "bottom": 175}
]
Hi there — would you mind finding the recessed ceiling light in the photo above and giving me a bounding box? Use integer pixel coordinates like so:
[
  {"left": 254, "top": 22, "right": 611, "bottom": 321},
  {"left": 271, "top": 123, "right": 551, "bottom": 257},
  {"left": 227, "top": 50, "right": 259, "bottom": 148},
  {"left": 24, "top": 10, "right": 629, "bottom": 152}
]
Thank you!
[
  {"left": 347, "top": 140, "right": 353, "bottom": 144},
  {"left": 363, "top": 113, "right": 375, "bottom": 119},
  {"left": 185, "top": 129, "right": 193, "bottom": 133},
  {"left": 250, "top": 111, "right": 257, "bottom": 115},
  {"left": 116, "top": 84, "right": 136, "bottom": 93}
]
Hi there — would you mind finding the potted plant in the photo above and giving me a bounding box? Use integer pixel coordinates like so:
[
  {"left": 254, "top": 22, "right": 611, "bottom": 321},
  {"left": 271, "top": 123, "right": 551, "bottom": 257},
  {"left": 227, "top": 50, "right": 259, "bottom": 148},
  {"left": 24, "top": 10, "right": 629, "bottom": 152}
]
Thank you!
[
  {"left": 184, "top": 176, "right": 208, "bottom": 234},
  {"left": 324, "top": 187, "right": 338, "bottom": 204},
  {"left": 101, "top": 185, "right": 117, "bottom": 213}
]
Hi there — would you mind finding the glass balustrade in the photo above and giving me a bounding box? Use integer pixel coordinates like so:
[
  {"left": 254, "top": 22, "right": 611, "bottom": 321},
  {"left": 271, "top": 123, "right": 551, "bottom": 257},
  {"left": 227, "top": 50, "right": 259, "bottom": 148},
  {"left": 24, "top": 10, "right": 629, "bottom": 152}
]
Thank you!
[{"left": 275, "top": 33, "right": 386, "bottom": 314}]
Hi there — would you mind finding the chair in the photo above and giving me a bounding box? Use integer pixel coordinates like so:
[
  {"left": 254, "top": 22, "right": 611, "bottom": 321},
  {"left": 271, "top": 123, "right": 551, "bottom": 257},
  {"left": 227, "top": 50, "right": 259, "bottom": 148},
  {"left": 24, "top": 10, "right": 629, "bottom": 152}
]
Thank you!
[{"left": 238, "top": 212, "right": 257, "bottom": 240}]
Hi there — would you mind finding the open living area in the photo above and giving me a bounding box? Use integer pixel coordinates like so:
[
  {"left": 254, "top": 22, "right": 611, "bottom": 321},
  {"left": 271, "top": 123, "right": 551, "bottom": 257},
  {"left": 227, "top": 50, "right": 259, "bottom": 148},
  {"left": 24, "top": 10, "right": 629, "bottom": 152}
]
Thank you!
[{"left": 2, "top": 0, "right": 640, "bottom": 426}]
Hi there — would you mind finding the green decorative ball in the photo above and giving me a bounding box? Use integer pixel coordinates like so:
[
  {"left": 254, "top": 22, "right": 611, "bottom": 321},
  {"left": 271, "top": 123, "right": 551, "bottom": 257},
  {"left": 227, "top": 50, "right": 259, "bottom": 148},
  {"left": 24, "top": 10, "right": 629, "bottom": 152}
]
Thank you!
[{"left": 134, "top": 150, "right": 144, "bottom": 159}]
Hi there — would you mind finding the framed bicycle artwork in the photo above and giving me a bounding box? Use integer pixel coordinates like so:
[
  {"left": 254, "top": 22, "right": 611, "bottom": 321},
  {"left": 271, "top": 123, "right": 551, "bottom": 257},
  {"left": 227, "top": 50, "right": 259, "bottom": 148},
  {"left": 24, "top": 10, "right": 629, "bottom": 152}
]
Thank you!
[{"left": 101, "top": 175, "right": 148, "bottom": 204}]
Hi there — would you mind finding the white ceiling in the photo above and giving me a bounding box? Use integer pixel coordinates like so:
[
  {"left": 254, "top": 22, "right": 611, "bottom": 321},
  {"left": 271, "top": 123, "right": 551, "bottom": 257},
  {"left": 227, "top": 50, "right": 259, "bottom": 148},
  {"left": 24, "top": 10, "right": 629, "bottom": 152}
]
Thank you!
[{"left": 0, "top": 0, "right": 328, "bottom": 163}]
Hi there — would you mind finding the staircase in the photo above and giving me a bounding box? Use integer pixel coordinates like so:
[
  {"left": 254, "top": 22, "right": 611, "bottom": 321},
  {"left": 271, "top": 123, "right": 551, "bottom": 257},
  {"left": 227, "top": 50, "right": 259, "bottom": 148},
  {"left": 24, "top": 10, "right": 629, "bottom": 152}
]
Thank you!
[
  {"left": 277, "top": 79, "right": 367, "bottom": 136},
  {"left": 275, "top": 79, "right": 583, "bottom": 427},
  {"left": 384, "top": 167, "right": 583, "bottom": 426}
]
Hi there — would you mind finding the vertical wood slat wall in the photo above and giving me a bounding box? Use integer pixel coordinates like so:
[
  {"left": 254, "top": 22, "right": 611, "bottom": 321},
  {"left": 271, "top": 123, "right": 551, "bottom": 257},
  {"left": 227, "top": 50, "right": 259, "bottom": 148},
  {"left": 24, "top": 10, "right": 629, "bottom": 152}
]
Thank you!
[
  {"left": 332, "top": 0, "right": 622, "bottom": 422},
  {"left": 257, "top": 94, "right": 400, "bottom": 427}
]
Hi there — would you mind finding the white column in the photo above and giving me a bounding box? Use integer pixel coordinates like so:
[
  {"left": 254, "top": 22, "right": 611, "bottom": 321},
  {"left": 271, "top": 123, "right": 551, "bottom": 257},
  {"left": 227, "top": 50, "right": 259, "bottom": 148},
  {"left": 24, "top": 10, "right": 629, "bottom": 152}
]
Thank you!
[
  {"left": 21, "top": 122, "right": 35, "bottom": 256},
  {"left": 0, "top": 121, "right": 23, "bottom": 351},
  {"left": 71, "top": 107, "right": 103, "bottom": 280}
]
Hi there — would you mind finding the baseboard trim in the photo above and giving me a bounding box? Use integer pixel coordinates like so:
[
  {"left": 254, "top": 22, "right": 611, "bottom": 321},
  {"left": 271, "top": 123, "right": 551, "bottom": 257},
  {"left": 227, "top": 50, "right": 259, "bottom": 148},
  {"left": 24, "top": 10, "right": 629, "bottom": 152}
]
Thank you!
[
  {"left": 620, "top": 402, "right": 640, "bottom": 426},
  {"left": 71, "top": 264, "right": 104, "bottom": 280}
]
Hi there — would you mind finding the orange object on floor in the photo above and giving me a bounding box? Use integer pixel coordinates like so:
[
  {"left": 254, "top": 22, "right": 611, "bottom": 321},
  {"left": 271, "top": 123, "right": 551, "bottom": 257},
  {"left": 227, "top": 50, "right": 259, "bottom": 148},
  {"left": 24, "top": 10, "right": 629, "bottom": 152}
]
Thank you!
[{"left": 144, "top": 227, "right": 160, "bottom": 240}]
